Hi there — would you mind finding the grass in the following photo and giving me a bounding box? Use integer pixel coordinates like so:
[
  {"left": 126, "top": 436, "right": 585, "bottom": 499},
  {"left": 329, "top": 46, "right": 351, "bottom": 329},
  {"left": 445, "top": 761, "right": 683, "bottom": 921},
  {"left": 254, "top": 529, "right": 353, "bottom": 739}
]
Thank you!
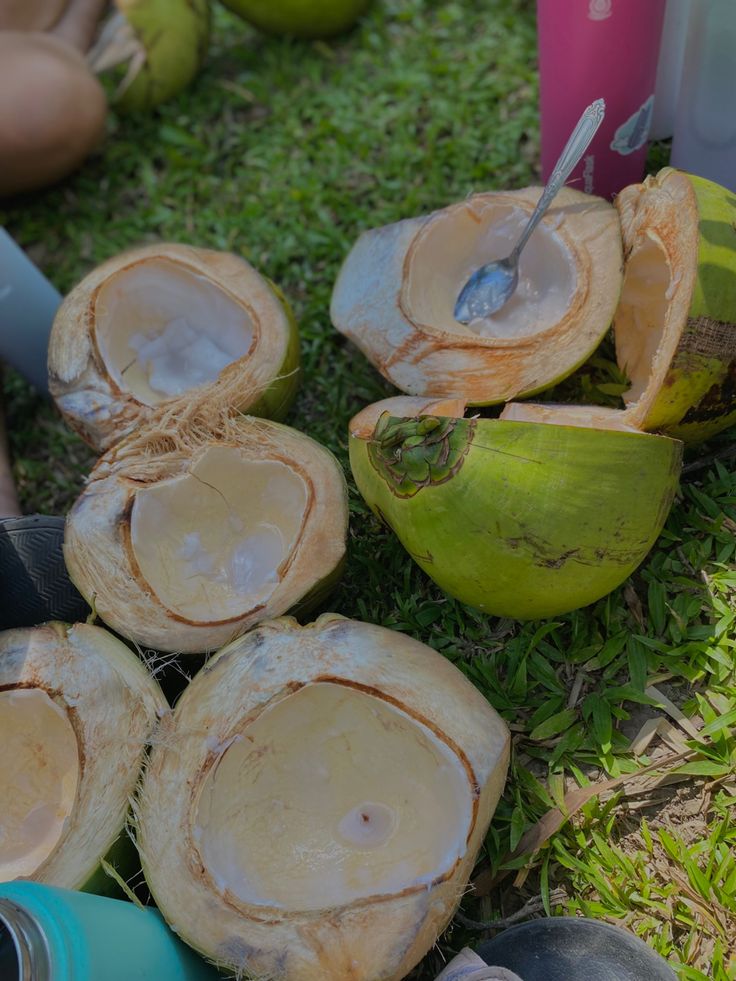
[{"left": 2, "top": 1, "right": 735, "bottom": 978}]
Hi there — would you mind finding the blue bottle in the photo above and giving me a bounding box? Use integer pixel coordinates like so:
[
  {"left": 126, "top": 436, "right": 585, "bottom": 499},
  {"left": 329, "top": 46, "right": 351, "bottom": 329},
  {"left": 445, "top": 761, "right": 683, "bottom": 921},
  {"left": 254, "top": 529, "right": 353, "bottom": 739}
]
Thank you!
[{"left": 0, "top": 882, "right": 220, "bottom": 980}]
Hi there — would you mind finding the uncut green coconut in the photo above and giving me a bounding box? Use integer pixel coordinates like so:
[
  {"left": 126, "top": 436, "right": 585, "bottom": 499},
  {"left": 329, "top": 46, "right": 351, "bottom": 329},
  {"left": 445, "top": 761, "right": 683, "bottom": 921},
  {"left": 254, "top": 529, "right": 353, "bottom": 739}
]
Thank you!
[
  {"left": 220, "top": 0, "right": 371, "bottom": 38},
  {"left": 135, "top": 613, "right": 510, "bottom": 981},
  {"left": 331, "top": 186, "right": 622, "bottom": 405},
  {"left": 49, "top": 243, "right": 300, "bottom": 453},
  {"left": 87, "top": 0, "right": 209, "bottom": 110},
  {"left": 0, "top": 622, "right": 165, "bottom": 894},
  {"left": 64, "top": 403, "right": 348, "bottom": 654},
  {"left": 349, "top": 396, "right": 682, "bottom": 620},
  {"left": 613, "top": 167, "right": 736, "bottom": 443}
]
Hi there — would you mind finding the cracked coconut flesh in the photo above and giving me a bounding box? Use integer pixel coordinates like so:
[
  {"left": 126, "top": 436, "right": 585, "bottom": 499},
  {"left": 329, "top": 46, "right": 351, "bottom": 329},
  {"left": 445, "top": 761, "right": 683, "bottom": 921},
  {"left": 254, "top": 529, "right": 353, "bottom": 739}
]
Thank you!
[
  {"left": 615, "top": 232, "right": 676, "bottom": 404},
  {"left": 0, "top": 689, "right": 79, "bottom": 880},
  {"left": 193, "top": 682, "right": 473, "bottom": 911},
  {"left": 94, "top": 259, "right": 254, "bottom": 403},
  {"left": 130, "top": 447, "right": 308, "bottom": 622},
  {"left": 405, "top": 204, "right": 576, "bottom": 339}
]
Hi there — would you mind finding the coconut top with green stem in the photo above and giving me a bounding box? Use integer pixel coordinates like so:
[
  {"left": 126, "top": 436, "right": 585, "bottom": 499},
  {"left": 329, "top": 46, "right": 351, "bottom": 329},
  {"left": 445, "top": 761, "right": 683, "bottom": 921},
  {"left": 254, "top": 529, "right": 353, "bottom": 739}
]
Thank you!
[{"left": 613, "top": 167, "right": 736, "bottom": 442}]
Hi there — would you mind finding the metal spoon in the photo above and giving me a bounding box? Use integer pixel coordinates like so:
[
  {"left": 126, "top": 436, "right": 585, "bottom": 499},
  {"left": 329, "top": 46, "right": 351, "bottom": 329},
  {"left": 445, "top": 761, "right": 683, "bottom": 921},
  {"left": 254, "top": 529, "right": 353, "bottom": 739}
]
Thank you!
[{"left": 454, "top": 98, "right": 606, "bottom": 325}]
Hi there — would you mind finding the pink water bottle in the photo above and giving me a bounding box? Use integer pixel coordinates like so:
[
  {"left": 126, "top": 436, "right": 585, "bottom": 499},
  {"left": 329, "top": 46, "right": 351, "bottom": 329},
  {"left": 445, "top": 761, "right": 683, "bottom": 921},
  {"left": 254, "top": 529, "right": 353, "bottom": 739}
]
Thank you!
[{"left": 537, "top": 0, "right": 667, "bottom": 199}]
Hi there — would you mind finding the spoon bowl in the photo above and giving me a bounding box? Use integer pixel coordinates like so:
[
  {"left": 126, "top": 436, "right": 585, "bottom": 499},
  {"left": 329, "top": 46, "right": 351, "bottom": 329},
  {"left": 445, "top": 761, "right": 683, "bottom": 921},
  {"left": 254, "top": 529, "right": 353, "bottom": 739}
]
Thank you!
[{"left": 454, "top": 98, "right": 605, "bottom": 324}]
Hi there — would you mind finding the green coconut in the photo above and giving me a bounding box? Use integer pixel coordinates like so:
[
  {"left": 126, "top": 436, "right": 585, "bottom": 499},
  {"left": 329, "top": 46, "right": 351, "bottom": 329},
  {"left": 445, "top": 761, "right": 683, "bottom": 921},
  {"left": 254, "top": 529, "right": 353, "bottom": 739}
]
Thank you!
[
  {"left": 349, "top": 397, "right": 682, "bottom": 620},
  {"left": 614, "top": 168, "right": 736, "bottom": 443},
  {"left": 0, "top": 622, "right": 166, "bottom": 893},
  {"left": 220, "top": 0, "right": 371, "bottom": 39},
  {"left": 88, "top": 0, "right": 210, "bottom": 111}
]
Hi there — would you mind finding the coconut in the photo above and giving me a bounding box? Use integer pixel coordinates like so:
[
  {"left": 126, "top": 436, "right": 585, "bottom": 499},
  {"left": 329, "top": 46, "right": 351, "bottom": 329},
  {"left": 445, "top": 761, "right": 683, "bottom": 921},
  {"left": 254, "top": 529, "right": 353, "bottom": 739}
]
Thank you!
[
  {"left": 49, "top": 243, "right": 300, "bottom": 453},
  {"left": 220, "top": 0, "right": 371, "bottom": 38},
  {"left": 613, "top": 168, "right": 736, "bottom": 442},
  {"left": 0, "top": 33, "right": 107, "bottom": 198},
  {"left": 0, "top": 0, "right": 67, "bottom": 32},
  {"left": 87, "top": 0, "right": 209, "bottom": 111},
  {"left": 64, "top": 411, "right": 348, "bottom": 653},
  {"left": 0, "top": 622, "right": 165, "bottom": 892},
  {"left": 349, "top": 396, "right": 682, "bottom": 620},
  {"left": 135, "top": 613, "right": 510, "bottom": 981},
  {"left": 331, "top": 186, "right": 623, "bottom": 405}
]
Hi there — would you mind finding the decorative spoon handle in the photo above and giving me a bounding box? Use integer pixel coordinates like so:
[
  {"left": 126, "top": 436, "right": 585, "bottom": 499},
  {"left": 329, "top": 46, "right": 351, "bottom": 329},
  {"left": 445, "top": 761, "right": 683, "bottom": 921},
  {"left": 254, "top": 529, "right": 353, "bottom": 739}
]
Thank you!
[{"left": 511, "top": 98, "right": 606, "bottom": 259}]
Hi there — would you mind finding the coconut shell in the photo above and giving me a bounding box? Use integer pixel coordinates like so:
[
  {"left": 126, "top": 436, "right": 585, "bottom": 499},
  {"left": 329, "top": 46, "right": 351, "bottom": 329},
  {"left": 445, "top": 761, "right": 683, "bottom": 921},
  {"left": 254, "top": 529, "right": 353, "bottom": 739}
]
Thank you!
[
  {"left": 349, "top": 397, "right": 682, "bottom": 620},
  {"left": 614, "top": 168, "right": 736, "bottom": 443},
  {"left": 49, "top": 243, "right": 301, "bottom": 453},
  {"left": 0, "top": 33, "right": 106, "bottom": 197},
  {"left": 331, "top": 186, "right": 623, "bottom": 405},
  {"left": 0, "top": 622, "right": 166, "bottom": 890},
  {"left": 136, "top": 614, "right": 510, "bottom": 980},
  {"left": 0, "top": 0, "right": 68, "bottom": 32},
  {"left": 64, "top": 413, "right": 348, "bottom": 653}
]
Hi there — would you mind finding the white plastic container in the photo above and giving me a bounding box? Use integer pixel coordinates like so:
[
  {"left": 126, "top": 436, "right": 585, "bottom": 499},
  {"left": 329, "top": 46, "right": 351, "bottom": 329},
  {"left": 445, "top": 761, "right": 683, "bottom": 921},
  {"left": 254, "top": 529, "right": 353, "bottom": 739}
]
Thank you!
[
  {"left": 650, "top": 0, "right": 691, "bottom": 140},
  {"left": 670, "top": 0, "right": 736, "bottom": 191}
]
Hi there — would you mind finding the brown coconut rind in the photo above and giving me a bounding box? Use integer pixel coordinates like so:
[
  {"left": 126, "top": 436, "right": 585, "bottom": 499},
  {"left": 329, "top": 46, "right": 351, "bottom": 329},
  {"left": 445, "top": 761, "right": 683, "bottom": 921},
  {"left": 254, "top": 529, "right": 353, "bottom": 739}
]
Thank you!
[
  {"left": 0, "top": 622, "right": 166, "bottom": 890},
  {"left": 135, "top": 614, "right": 510, "bottom": 981},
  {"left": 49, "top": 243, "right": 300, "bottom": 453},
  {"left": 63, "top": 412, "right": 348, "bottom": 654},
  {"left": 331, "top": 186, "right": 623, "bottom": 404},
  {"left": 614, "top": 168, "right": 736, "bottom": 442},
  {"left": 0, "top": 33, "right": 106, "bottom": 198}
]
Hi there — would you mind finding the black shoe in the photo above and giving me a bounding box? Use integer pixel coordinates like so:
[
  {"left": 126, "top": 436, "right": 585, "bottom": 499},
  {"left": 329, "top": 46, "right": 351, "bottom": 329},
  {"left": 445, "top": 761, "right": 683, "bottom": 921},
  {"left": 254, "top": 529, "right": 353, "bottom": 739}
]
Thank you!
[
  {"left": 472, "top": 917, "right": 678, "bottom": 981},
  {"left": 0, "top": 515, "right": 90, "bottom": 629}
]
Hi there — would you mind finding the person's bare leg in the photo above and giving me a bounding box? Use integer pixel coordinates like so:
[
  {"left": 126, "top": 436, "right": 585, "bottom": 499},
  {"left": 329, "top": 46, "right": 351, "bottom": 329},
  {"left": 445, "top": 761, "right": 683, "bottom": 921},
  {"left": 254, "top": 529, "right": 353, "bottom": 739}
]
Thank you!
[{"left": 0, "top": 398, "right": 21, "bottom": 517}]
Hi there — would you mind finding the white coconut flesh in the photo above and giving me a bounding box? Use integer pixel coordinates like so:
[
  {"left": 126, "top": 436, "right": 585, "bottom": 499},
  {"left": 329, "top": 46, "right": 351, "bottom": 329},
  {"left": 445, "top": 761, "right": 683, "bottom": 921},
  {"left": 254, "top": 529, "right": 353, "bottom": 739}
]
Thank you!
[
  {"left": 614, "top": 232, "right": 678, "bottom": 404},
  {"left": 192, "top": 682, "right": 473, "bottom": 911},
  {"left": 0, "top": 688, "right": 79, "bottom": 881},
  {"left": 500, "top": 402, "right": 641, "bottom": 432},
  {"left": 130, "top": 446, "right": 308, "bottom": 622},
  {"left": 94, "top": 258, "right": 255, "bottom": 404},
  {"left": 404, "top": 204, "right": 577, "bottom": 339}
]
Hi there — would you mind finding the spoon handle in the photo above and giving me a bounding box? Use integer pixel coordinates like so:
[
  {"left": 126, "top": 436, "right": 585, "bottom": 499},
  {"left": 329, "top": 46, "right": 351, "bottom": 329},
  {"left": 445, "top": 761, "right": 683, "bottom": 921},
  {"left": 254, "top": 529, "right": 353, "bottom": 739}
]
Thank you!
[{"left": 511, "top": 98, "right": 606, "bottom": 259}]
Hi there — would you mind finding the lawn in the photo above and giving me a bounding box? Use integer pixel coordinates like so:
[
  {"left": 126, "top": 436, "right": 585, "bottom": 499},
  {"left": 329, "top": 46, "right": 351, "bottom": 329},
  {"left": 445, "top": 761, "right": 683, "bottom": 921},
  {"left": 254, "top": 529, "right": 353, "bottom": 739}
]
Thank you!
[{"left": 2, "top": 1, "right": 735, "bottom": 978}]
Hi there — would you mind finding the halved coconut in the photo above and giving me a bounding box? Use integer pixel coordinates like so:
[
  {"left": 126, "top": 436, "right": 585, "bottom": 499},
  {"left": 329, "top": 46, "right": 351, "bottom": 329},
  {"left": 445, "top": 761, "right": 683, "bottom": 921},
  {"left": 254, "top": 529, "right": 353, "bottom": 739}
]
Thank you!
[
  {"left": 136, "top": 613, "right": 510, "bottom": 981},
  {"left": 0, "top": 622, "right": 165, "bottom": 892},
  {"left": 49, "top": 243, "right": 300, "bottom": 453},
  {"left": 349, "top": 396, "right": 682, "bottom": 620},
  {"left": 331, "top": 187, "right": 623, "bottom": 404},
  {"left": 64, "top": 413, "right": 348, "bottom": 653},
  {"left": 87, "top": 0, "right": 210, "bottom": 111},
  {"left": 613, "top": 168, "right": 736, "bottom": 442}
]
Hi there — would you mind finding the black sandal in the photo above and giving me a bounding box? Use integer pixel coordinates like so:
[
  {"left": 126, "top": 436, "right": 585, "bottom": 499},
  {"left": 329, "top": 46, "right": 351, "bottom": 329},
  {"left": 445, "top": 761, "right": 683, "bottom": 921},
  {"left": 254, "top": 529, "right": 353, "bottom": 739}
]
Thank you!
[
  {"left": 0, "top": 515, "right": 90, "bottom": 629},
  {"left": 436, "top": 917, "right": 678, "bottom": 981}
]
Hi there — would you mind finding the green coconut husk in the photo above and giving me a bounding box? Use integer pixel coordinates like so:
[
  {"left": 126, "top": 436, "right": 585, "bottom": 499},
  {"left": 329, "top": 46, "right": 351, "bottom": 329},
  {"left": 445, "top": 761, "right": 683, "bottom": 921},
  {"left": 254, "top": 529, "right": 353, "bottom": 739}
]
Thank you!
[
  {"left": 349, "top": 397, "right": 683, "bottom": 620},
  {"left": 88, "top": 0, "right": 210, "bottom": 111},
  {"left": 614, "top": 168, "right": 736, "bottom": 443},
  {"left": 220, "top": 0, "right": 371, "bottom": 39}
]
